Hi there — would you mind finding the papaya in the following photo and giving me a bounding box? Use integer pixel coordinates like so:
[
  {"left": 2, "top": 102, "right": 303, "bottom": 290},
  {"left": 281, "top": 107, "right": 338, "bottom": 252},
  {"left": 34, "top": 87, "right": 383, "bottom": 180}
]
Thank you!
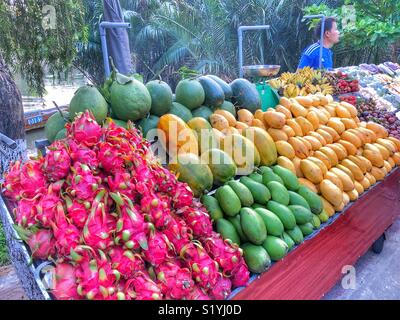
[
  {"left": 201, "top": 149, "right": 237, "bottom": 186},
  {"left": 338, "top": 140, "right": 358, "bottom": 156},
  {"left": 292, "top": 157, "right": 304, "bottom": 178},
  {"left": 329, "top": 168, "right": 355, "bottom": 192},
  {"left": 290, "top": 101, "right": 308, "bottom": 118},
  {"left": 313, "top": 151, "right": 332, "bottom": 170},
  {"left": 340, "top": 101, "right": 358, "bottom": 117},
  {"left": 307, "top": 157, "right": 328, "bottom": 177},
  {"left": 296, "top": 117, "right": 314, "bottom": 135},
  {"left": 376, "top": 138, "right": 397, "bottom": 155},
  {"left": 237, "top": 109, "right": 254, "bottom": 126},
  {"left": 281, "top": 232, "right": 295, "bottom": 250},
  {"left": 325, "top": 171, "right": 344, "bottom": 191},
  {"left": 241, "top": 244, "right": 271, "bottom": 274},
  {"left": 289, "top": 205, "right": 313, "bottom": 225},
  {"left": 336, "top": 164, "right": 355, "bottom": 181},
  {"left": 216, "top": 219, "right": 241, "bottom": 245},
  {"left": 281, "top": 125, "right": 296, "bottom": 139},
  {"left": 222, "top": 134, "right": 260, "bottom": 174},
  {"left": 354, "top": 181, "right": 365, "bottom": 195},
  {"left": 228, "top": 215, "right": 248, "bottom": 242},
  {"left": 275, "top": 141, "right": 296, "bottom": 159},
  {"left": 264, "top": 111, "right": 286, "bottom": 129},
  {"left": 347, "top": 155, "right": 367, "bottom": 174},
  {"left": 370, "top": 166, "right": 386, "bottom": 181},
  {"left": 254, "top": 208, "right": 285, "bottom": 237},
  {"left": 363, "top": 148, "right": 384, "bottom": 168},
  {"left": 347, "top": 189, "right": 359, "bottom": 201},
  {"left": 266, "top": 201, "right": 297, "bottom": 230},
  {"left": 215, "top": 185, "right": 242, "bottom": 217},
  {"left": 317, "top": 129, "right": 334, "bottom": 144},
  {"left": 168, "top": 153, "right": 212, "bottom": 197},
  {"left": 248, "top": 172, "right": 263, "bottom": 184},
  {"left": 299, "top": 223, "right": 314, "bottom": 237},
  {"left": 366, "top": 122, "right": 388, "bottom": 139},
  {"left": 300, "top": 159, "right": 324, "bottom": 184},
  {"left": 279, "top": 97, "right": 292, "bottom": 109},
  {"left": 277, "top": 156, "right": 297, "bottom": 175},
  {"left": 320, "top": 179, "right": 343, "bottom": 207},
  {"left": 303, "top": 136, "right": 323, "bottom": 151},
  {"left": 288, "top": 191, "right": 311, "bottom": 210},
  {"left": 288, "top": 137, "right": 309, "bottom": 159},
  {"left": 240, "top": 208, "right": 267, "bottom": 245},
  {"left": 373, "top": 143, "right": 390, "bottom": 160},
  {"left": 273, "top": 165, "right": 300, "bottom": 191},
  {"left": 321, "top": 197, "right": 335, "bottom": 217},
  {"left": 388, "top": 137, "right": 400, "bottom": 151},
  {"left": 227, "top": 180, "right": 254, "bottom": 207},
  {"left": 235, "top": 121, "right": 250, "bottom": 132},
  {"left": 251, "top": 119, "right": 266, "bottom": 130},
  {"left": 335, "top": 105, "right": 352, "bottom": 118},
  {"left": 214, "top": 109, "right": 237, "bottom": 127},
  {"left": 243, "top": 127, "right": 278, "bottom": 167},
  {"left": 311, "top": 214, "right": 321, "bottom": 229},
  {"left": 260, "top": 166, "right": 284, "bottom": 185},
  {"left": 295, "top": 96, "right": 313, "bottom": 107},
  {"left": 158, "top": 114, "right": 199, "bottom": 157},
  {"left": 319, "top": 146, "right": 339, "bottom": 167},
  {"left": 286, "top": 226, "right": 304, "bottom": 245},
  {"left": 341, "top": 159, "right": 364, "bottom": 181},
  {"left": 327, "top": 143, "right": 348, "bottom": 161},
  {"left": 298, "top": 178, "right": 319, "bottom": 193},
  {"left": 297, "top": 186, "right": 323, "bottom": 214},
  {"left": 201, "top": 195, "right": 223, "bottom": 221},
  {"left": 286, "top": 119, "right": 304, "bottom": 137},
  {"left": 306, "top": 111, "right": 320, "bottom": 130},
  {"left": 358, "top": 127, "right": 377, "bottom": 143},
  {"left": 341, "top": 118, "right": 358, "bottom": 130},
  {"left": 320, "top": 125, "right": 340, "bottom": 142},
  {"left": 240, "top": 177, "right": 271, "bottom": 206},
  {"left": 262, "top": 236, "right": 289, "bottom": 261},
  {"left": 341, "top": 131, "right": 362, "bottom": 148},
  {"left": 210, "top": 113, "right": 229, "bottom": 131},
  {"left": 266, "top": 181, "right": 290, "bottom": 206},
  {"left": 276, "top": 106, "right": 292, "bottom": 119}
]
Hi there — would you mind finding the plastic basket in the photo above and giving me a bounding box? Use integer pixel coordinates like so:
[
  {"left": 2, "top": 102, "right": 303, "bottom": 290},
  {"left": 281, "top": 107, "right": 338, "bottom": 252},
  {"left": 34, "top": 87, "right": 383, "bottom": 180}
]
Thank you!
[{"left": 256, "top": 83, "right": 280, "bottom": 111}]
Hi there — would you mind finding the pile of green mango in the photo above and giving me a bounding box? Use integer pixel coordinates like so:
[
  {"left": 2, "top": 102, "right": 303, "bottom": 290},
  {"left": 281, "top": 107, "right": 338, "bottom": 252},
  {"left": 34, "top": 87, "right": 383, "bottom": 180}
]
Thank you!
[{"left": 201, "top": 165, "right": 330, "bottom": 274}]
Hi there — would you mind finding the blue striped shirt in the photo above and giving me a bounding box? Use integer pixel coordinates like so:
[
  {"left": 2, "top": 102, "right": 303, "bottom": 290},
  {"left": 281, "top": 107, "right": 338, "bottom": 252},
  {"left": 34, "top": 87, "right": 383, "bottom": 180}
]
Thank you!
[{"left": 298, "top": 42, "right": 333, "bottom": 70}]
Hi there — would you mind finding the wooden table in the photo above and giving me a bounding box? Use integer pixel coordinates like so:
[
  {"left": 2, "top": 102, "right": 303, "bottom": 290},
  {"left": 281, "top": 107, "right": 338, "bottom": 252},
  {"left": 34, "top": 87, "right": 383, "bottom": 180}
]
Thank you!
[{"left": 233, "top": 168, "right": 400, "bottom": 300}]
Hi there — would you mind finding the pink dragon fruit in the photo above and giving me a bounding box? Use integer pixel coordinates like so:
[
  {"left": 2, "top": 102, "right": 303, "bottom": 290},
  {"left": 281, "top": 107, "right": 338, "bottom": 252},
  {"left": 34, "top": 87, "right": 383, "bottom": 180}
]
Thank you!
[
  {"left": 67, "top": 163, "right": 102, "bottom": 201},
  {"left": 202, "top": 233, "right": 249, "bottom": 288},
  {"left": 3, "top": 161, "right": 23, "bottom": 201},
  {"left": 65, "top": 197, "right": 89, "bottom": 229},
  {"left": 188, "top": 285, "right": 211, "bottom": 300},
  {"left": 69, "top": 140, "right": 99, "bottom": 168},
  {"left": 143, "top": 229, "right": 171, "bottom": 266},
  {"left": 231, "top": 262, "right": 251, "bottom": 288},
  {"left": 36, "top": 183, "right": 64, "bottom": 228},
  {"left": 108, "top": 247, "right": 145, "bottom": 279},
  {"left": 52, "top": 263, "right": 79, "bottom": 300},
  {"left": 43, "top": 141, "right": 71, "bottom": 181},
  {"left": 177, "top": 203, "right": 213, "bottom": 239},
  {"left": 97, "top": 142, "right": 126, "bottom": 173},
  {"left": 155, "top": 261, "right": 194, "bottom": 300},
  {"left": 111, "top": 192, "right": 150, "bottom": 251},
  {"left": 13, "top": 226, "right": 56, "bottom": 260},
  {"left": 13, "top": 195, "right": 40, "bottom": 227},
  {"left": 163, "top": 216, "right": 192, "bottom": 254},
  {"left": 106, "top": 171, "right": 135, "bottom": 199},
  {"left": 140, "top": 193, "right": 172, "bottom": 229},
  {"left": 19, "top": 159, "right": 47, "bottom": 198},
  {"left": 82, "top": 191, "right": 115, "bottom": 250},
  {"left": 51, "top": 203, "right": 80, "bottom": 256},
  {"left": 210, "top": 274, "right": 232, "bottom": 300},
  {"left": 125, "top": 272, "right": 162, "bottom": 300},
  {"left": 180, "top": 242, "right": 219, "bottom": 290},
  {"left": 67, "top": 111, "right": 102, "bottom": 147}
]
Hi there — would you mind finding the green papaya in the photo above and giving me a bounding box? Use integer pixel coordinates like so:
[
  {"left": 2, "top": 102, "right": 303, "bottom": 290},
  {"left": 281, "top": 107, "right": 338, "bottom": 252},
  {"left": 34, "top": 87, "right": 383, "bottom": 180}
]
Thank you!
[
  {"left": 248, "top": 172, "right": 263, "bottom": 184},
  {"left": 288, "top": 205, "right": 313, "bottom": 225},
  {"left": 266, "top": 181, "right": 290, "bottom": 205},
  {"left": 266, "top": 201, "right": 297, "bottom": 230},
  {"left": 216, "top": 219, "right": 241, "bottom": 245},
  {"left": 227, "top": 180, "right": 254, "bottom": 207},
  {"left": 240, "top": 177, "right": 271, "bottom": 205},
  {"left": 286, "top": 226, "right": 304, "bottom": 245},
  {"left": 260, "top": 167, "right": 284, "bottom": 185},
  {"left": 262, "top": 236, "right": 289, "bottom": 261},
  {"left": 311, "top": 214, "right": 321, "bottom": 229},
  {"left": 318, "top": 210, "right": 330, "bottom": 223},
  {"left": 272, "top": 165, "right": 300, "bottom": 191},
  {"left": 241, "top": 243, "right": 271, "bottom": 274},
  {"left": 281, "top": 232, "right": 295, "bottom": 250},
  {"left": 254, "top": 208, "right": 284, "bottom": 237},
  {"left": 297, "top": 186, "right": 323, "bottom": 214},
  {"left": 299, "top": 223, "right": 314, "bottom": 237},
  {"left": 228, "top": 215, "right": 248, "bottom": 242},
  {"left": 215, "top": 185, "right": 242, "bottom": 217},
  {"left": 201, "top": 195, "right": 223, "bottom": 221},
  {"left": 252, "top": 203, "right": 266, "bottom": 210},
  {"left": 288, "top": 191, "right": 311, "bottom": 210},
  {"left": 240, "top": 208, "right": 267, "bottom": 245}
]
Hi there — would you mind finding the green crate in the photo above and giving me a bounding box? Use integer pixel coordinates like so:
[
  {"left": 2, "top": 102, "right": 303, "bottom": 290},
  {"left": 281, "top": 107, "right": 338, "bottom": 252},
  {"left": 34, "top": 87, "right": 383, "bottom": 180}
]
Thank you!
[{"left": 256, "top": 83, "right": 280, "bottom": 111}]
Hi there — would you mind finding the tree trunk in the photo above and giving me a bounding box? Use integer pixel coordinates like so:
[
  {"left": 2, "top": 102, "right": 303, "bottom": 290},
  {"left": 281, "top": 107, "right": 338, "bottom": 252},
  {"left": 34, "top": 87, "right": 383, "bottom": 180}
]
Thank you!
[{"left": 0, "top": 55, "right": 27, "bottom": 176}]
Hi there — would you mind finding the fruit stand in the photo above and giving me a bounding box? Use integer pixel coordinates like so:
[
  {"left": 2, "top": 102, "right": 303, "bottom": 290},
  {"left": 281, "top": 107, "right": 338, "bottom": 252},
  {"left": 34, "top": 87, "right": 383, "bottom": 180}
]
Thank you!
[{"left": 2, "top": 60, "right": 400, "bottom": 300}]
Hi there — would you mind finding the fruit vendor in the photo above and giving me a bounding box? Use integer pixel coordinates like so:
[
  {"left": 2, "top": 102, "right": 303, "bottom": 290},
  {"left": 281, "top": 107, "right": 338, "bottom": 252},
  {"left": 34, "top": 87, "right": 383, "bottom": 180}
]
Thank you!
[{"left": 298, "top": 17, "right": 340, "bottom": 70}]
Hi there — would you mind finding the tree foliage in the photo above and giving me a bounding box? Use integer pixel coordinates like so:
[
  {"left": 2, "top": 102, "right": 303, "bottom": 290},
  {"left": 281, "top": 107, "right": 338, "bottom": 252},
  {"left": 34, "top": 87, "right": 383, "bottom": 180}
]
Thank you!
[{"left": 0, "top": 0, "right": 86, "bottom": 96}]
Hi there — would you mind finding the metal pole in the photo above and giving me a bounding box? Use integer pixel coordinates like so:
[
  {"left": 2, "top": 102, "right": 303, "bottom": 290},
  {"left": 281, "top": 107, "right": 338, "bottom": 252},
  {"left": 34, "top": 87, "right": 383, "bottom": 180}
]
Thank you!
[
  {"left": 238, "top": 25, "right": 270, "bottom": 78},
  {"left": 303, "top": 15, "right": 326, "bottom": 69},
  {"left": 99, "top": 22, "right": 131, "bottom": 78}
]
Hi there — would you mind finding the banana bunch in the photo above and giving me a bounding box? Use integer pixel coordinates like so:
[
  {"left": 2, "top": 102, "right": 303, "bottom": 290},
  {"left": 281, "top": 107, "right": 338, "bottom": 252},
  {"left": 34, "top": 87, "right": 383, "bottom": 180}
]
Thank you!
[{"left": 283, "top": 84, "right": 300, "bottom": 98}]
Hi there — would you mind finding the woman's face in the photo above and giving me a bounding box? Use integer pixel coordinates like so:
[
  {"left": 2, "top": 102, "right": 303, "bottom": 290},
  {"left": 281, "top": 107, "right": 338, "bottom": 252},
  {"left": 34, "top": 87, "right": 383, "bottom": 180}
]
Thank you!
[{"left": 326, "top": 21, "right": 341, "bottom": 44}]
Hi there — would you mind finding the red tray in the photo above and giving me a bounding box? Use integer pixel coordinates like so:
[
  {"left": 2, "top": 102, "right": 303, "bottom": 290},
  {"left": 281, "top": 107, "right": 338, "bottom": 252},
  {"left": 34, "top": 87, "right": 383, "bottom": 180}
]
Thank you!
[{"left": 233, "top": 168, "right": 400, "bottom": 300}]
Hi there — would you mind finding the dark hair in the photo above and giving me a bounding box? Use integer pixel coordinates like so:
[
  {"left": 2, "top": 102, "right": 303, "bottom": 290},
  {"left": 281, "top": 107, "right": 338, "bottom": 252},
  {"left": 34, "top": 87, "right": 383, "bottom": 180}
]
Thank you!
[{"left": 314, "top": 17, "right": 337, "bottom": 40}]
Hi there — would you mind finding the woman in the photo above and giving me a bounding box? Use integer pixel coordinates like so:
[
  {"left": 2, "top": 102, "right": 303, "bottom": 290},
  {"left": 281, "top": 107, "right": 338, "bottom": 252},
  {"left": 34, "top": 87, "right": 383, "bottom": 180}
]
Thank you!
[{"left": 298, "top": 17, "right": 341, "bottom": 70}]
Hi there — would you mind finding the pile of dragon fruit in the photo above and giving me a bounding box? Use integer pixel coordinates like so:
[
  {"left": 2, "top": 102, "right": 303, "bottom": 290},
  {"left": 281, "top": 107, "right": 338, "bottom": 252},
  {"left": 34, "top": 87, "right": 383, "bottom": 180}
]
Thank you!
[{"left": 2, "top": 111, "right": 249, "bottom": 300}]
